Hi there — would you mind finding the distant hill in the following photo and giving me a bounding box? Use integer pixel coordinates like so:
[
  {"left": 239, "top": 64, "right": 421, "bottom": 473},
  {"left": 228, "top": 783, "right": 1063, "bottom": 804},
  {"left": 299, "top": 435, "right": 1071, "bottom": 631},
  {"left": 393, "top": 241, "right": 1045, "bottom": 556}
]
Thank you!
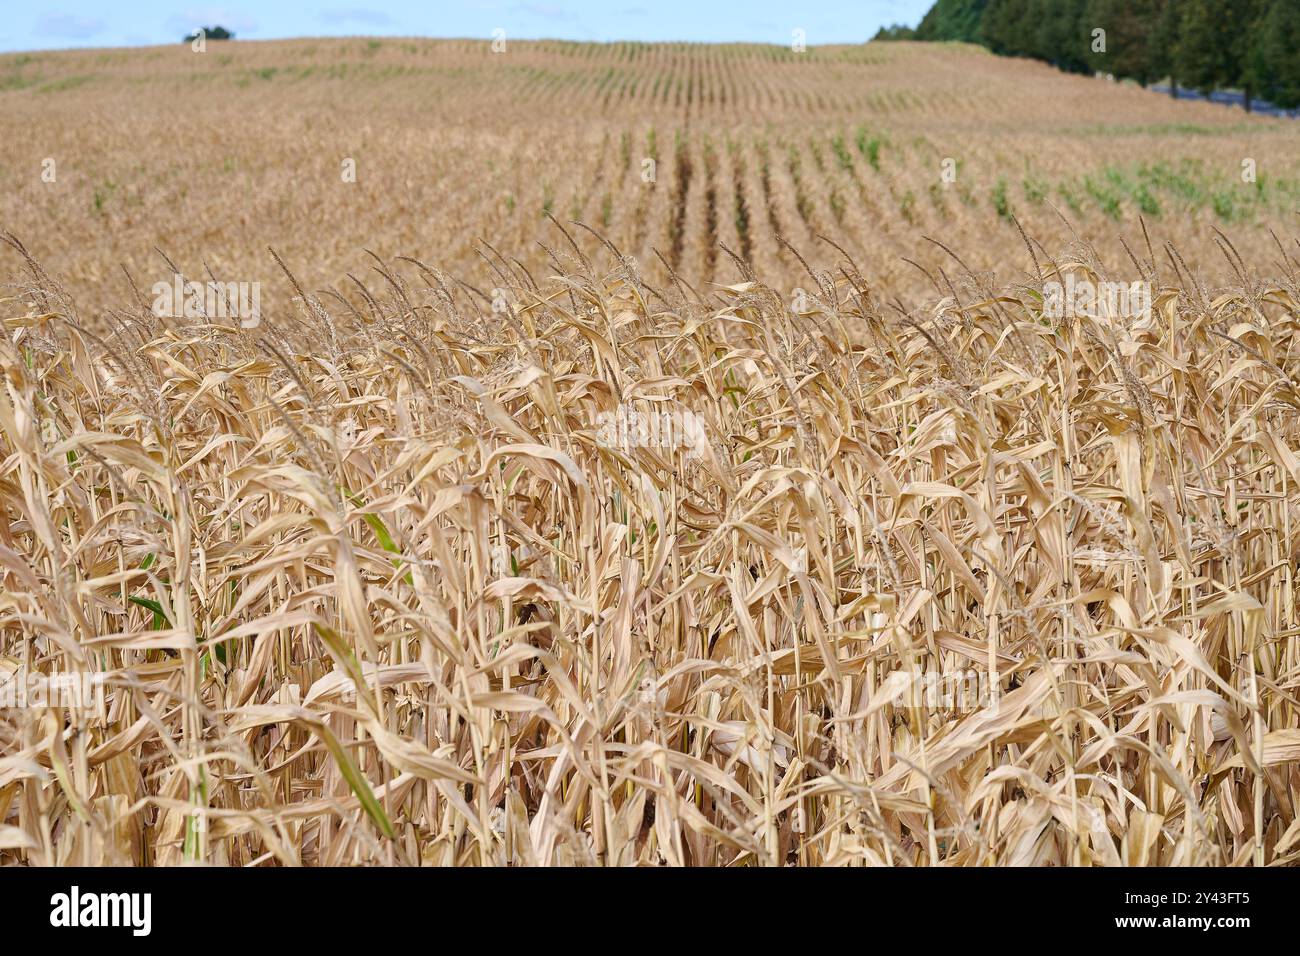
[{"left": 0, "top": 35, "right": 1295, "bottom": 314}]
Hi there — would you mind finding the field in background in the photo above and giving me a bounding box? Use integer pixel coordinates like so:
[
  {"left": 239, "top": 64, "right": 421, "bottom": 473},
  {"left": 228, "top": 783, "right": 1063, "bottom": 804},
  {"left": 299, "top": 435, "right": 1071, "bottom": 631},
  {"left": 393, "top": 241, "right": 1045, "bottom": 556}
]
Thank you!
[
  {"left": 2, "top": 37, "right": 1300, "bottom": 868},
  {"left": 2, "top": 37, "right": 1299, "bottom": 309}
]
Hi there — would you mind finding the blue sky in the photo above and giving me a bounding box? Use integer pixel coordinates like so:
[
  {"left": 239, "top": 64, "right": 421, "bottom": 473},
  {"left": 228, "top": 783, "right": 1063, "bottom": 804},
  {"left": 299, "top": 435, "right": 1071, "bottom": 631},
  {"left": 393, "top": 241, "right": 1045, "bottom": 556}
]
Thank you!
[{"left": 5, "top": 2, "right": 933, "bottom": 52}]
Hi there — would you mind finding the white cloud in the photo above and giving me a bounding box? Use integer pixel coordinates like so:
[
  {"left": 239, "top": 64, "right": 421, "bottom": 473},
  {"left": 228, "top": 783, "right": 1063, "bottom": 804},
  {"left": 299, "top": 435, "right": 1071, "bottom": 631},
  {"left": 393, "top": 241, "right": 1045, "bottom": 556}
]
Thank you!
[
  {"left": 166, "top": 8, "right": 259, "bottom": 37},
  {"left": 34, "top": 13, "right": 106, "bottom": 39}
]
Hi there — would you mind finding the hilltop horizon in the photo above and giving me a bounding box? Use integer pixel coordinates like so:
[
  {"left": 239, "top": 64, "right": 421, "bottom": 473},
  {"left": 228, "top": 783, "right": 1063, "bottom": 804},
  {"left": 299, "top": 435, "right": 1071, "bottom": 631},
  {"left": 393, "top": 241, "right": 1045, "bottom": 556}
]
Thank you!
[{"left": 2, "top": 1, "right": 934, "bottom": 54}]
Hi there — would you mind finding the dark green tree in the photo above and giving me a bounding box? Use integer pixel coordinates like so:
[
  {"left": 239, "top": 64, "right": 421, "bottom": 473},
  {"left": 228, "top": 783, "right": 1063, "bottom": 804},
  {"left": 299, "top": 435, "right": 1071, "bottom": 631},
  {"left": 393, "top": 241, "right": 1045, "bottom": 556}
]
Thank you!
[
  {"left": 184, "top": 25, "right": 234, "bottom": 43},
  {"left": 1147, "top": 0, "right": 1182, "bottom": 96},
  {"left": 1086, "top": 0, "right": 1160, "bottom": 85},
  {"left": 1229, "top": 0, "right": 1264, "bottom": 111},
  {"left": 1034, "top": 0, "right": 1091, "bottom": 74},
  {"left": 915, "top": 0, "right": 990, "bottom": 42},
  {"left": 1247, "top": 0, "right": 1300, "bottom": 109},
  {"left": 872, "top": 24, "right": 917, "bottom": 41},
  {"left": 1176, "top": 0, "right": 1260, "bottom": 109},
  {"left": 980, "top": 0, "right": 1032, "bottom": 57}
]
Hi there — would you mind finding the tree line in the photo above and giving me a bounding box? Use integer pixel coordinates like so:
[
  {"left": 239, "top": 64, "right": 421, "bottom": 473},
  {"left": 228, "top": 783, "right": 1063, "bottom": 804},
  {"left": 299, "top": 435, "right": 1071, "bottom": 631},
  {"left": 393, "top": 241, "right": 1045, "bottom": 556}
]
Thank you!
[{"left": 873, "top": 0, "right": 1300, "bottom": 110}]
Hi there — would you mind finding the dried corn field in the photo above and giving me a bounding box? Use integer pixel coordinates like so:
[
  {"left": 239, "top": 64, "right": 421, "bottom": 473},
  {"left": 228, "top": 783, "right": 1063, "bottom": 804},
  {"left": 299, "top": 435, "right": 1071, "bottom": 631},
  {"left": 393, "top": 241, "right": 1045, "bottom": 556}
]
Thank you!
[
  {"left": 2, "top": 36, "right": 1300, "bottom": 868},
  {"left": 3, "top": 223, "right": 1300, "bottom": 866},
  {"left": 2, "top": 38, "right": 1299, "bottom": 310}
]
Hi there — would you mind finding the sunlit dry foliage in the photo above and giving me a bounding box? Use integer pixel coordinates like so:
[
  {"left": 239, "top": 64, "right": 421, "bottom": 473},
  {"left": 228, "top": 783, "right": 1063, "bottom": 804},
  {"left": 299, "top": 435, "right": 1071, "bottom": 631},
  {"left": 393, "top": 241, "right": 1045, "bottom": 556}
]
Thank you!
[{"left": 1, "top": 222, "right": 1298, "bottom": 866}]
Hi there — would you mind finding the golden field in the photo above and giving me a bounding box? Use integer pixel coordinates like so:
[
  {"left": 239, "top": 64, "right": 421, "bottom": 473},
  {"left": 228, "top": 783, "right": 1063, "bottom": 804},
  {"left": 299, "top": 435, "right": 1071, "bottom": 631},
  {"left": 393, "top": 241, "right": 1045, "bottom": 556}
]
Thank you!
[
  {"left": 0, "top": 38, "right": 1299, "bottom": 866},
  {"left": 2, "top": 37, "right": 1299, "bottom": 305}
]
